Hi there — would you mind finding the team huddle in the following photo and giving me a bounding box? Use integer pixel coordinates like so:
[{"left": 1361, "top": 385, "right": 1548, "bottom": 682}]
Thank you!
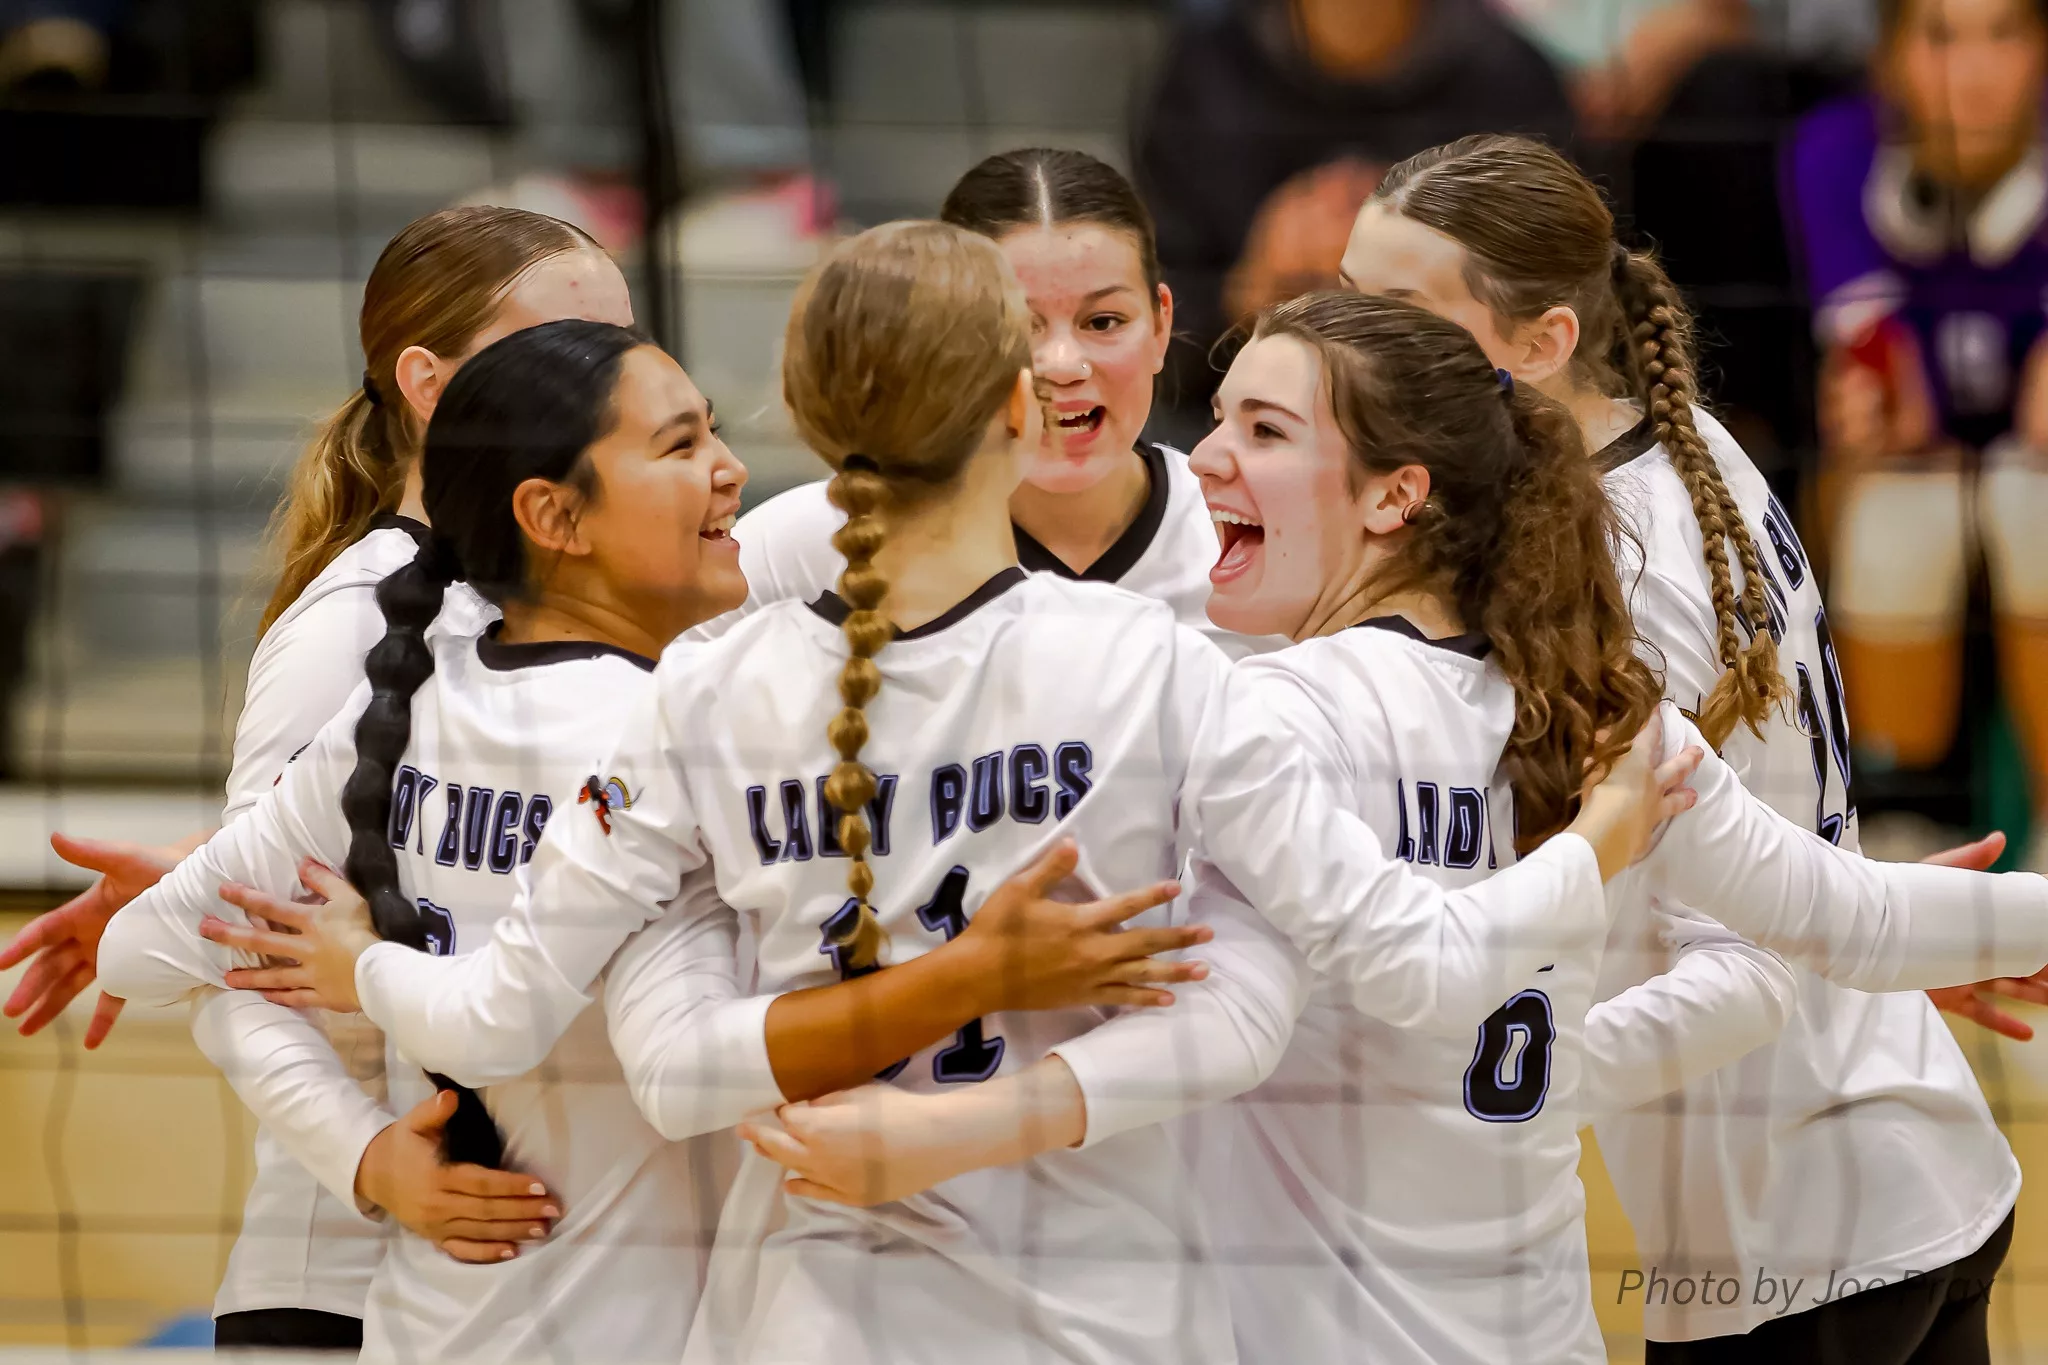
[{"left": 12, "top": 136, "right": 2048, "bottom": 1365}]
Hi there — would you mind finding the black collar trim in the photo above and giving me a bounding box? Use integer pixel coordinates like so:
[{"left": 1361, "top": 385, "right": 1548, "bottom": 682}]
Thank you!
[
  {"left": 1596, "top": 417, "right": 1659, "bottom": 474},
  {"left": 1013, "top": 443, "right": 1170, "bottom": 584},
  {"left": 369, "top": 512, "right": 432, "bottom": 552},
  {"left": 807, "top": 567, "right": 1029, "bottom": 641},
  {"left": 475, "top": 621, "right": 657, "bottom": 673},
  {"left": 1353, "top": 614, "right": 1492, "bottom": 659}
]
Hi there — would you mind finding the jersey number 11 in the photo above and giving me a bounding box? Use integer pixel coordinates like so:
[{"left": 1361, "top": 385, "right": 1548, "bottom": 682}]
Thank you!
[{"left": 819, "top": 866, "right": 1008, "bottom": 1085}]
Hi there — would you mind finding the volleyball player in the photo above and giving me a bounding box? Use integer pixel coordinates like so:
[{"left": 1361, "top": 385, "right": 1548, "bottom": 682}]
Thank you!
[
  {"left": 209, "top": 226, "right": 1722, "bottom": 1364},
  {"left": 1341, "top": 134, "right": 2031, "bottom": 1362},
  {"left": 701, "top": 148, "right": 1278, "bottom": 655},
  {"left": 0, "top": 207, "right": 639, "bottom": 1349},
  {"left": 100, "top": 312, "right": 1225, "bottom": 1362},
  {"left": 742, "top": 293, "right": 2048, "bottom": 1365}
]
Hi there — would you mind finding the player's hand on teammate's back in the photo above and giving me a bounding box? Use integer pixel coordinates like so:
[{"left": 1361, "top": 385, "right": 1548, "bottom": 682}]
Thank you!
[
  {"left": 202, "top": 859, "right": 380, "bottom": 1012},
  {"left": 356, "top": 1090, "right": 560, "bottom": 1263},
  {"left": 1919, "top": 831, "right": 2048, "bottom": 1040},
  {"left": 1569, "top": 710, "right": 1705, "bottom": 881},
  {"left": 0, "top": 832, "right": 187, "bottom": 1046},
  {"left": 959, "top": 838, "right": 1208, "bottom": 1013}
]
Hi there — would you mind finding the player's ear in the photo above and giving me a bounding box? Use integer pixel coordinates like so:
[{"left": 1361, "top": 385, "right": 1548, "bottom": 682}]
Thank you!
[
  {"left": 1358, "top": 463, "right": 1431, "bottom": 536},
  {"left": 1006, "top": 367, "right": 1042, "bottom": 446},
  {"left": 1150, "top": 283, "right": 1175, "bottom": 374},
  {"left": 1513, "top": 306, "right": 1581, "bottom": 388},
  {"left": 511, "top": 476, "right": 590, "bottom": 558},
  {"left": 392, "top": 344, "right": 453, "bottom": 425}
]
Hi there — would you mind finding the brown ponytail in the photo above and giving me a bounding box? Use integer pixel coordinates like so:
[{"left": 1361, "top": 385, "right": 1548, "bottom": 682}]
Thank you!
[
  {"left": 1374, "top": 134, "right": 1789, "bottom": 747},
  {"left": 1611, "top": 247, "right": 1784, "bottom": 746},
  {"left": 1255, "top": 291, "right": 1664, "bottom": 849},
  {"left": 258, "top": 206, "right": 599, "bottom": 635},
  {"left": 783, "top": 221, "right": 1034, "bottom": 967}
]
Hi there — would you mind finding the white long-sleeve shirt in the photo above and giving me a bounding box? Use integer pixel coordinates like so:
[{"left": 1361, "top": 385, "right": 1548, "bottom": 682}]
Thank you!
[
  {"left": 356, "top": 573, "right": 1260, "bottom": 1365},
  {"left": 101, "top": 626, "right": 719, "bottom": 1364},
  {"left": 1589, "top": 409, "right": 2024, "bottom": 1340},
  {"left": 210, "top": 517, "right": 432, "bottom": 1320},
  {"left": 1178, "top": 620, "right": 2048, "bottom": 1365},
  {"left": 343, "top": 572, "right": 1639, "bottom": 1365}
]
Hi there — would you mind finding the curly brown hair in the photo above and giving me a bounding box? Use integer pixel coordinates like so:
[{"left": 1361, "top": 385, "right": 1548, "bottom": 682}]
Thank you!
[{"left": 1253, "top": 291, "right": 1665, "bottom": 848}]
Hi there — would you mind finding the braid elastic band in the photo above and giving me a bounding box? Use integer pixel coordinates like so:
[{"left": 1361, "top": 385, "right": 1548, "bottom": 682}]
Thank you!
[{"left": 362, "top": 371, "right": 385, "bottom": 407}]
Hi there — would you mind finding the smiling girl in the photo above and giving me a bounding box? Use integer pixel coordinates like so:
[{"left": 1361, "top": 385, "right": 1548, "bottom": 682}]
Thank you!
[
  {"left": 95, "top": 322, "right": 751, "bottom": 1362},
  {"left": 746, "top": 292, "right": 2048, "bottom": 1365},
  {"left": 1340, "top": 134, "right": 2033, "bottom": 1362},
  {"left": 707, "top": 149, "right": 1277, "bottom": 655},
  {"left": 2, "top": 206, "right": 639, "bottom": 1351}
]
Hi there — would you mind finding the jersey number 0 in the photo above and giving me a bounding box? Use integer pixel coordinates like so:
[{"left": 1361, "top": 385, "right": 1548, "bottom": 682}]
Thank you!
[{"left": 1462, "top": 988, "right": 1556, "bottom": 1123}]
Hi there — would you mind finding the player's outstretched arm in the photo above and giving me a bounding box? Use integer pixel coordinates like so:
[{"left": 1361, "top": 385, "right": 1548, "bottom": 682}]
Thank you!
[
  {"left": 603, "top": 842, "right": 1212, "bottom": 1142},
  {"left": 1581, "top": 903, "right": 1800, "bottom": 1119},
  {"left": 1, "top": 832, "right": 206, "bottom": 1045},
  {"left": 1917, "top": 834, "right": 2048, "bottom": 1040},
  {"left": 1645, "top": 710, "right": 2048, "bottom": 992},
  {"left": 738, "top": 878, "right": 1308, "bottom": 1205},
  {"left": 98, "top": 701, "right": 359, "bottom": 1009},
  {"left": 1188, "top": 665, "right": 1700, "bottom": 1034}
]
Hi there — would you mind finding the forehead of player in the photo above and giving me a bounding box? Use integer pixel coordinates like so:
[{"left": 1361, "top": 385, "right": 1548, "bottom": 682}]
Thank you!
[
  {"left": 468, "top": 247, "right": 636, "bottom": 357},
  {"left": 1337, "top": 203, "right": 1515, "bottom": 359}
]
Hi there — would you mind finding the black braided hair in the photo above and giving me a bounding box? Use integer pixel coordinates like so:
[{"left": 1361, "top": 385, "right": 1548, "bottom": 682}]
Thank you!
[{"left": 338, "top": 318, "right": 646, "bottom": 1168}]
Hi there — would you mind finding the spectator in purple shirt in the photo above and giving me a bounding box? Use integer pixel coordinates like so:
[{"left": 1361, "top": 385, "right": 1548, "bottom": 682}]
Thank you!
[{"left": 1787, "top": 0, "right": 2048, "bottom": 861}]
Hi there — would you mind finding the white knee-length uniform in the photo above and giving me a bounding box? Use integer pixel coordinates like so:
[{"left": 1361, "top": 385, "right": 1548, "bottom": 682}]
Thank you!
[{"left": 101, "top": 625, "right": 724, "bottom": 1364}]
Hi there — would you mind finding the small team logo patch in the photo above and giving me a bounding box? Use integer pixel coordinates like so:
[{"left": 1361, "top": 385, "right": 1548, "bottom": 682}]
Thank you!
[{"left": 580, "top": 775, "right": 633, "bottom": 836}]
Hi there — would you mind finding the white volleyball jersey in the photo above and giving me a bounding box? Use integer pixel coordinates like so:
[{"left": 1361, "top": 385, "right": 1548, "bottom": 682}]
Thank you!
[
  {"left": 694, "top": 443, "right": 1285, "bottom": 658},
  {"left": 1178, "top": 617, "right": 2048, "bottom": 1365},
  {"left": 1592, "top": 409, "right": 2023, "bottom": 1341},
  {"left": 101, "top": 627, "right": 721, "bottom": 1364},
  {"left": 1182, "top": 621, "right": 1612, "bottom": 1365},
  {"left": 214, "top": 515, "right": 492, "bottom": 1320},
  {"left": 351, "top": 571, "right": 1248, "bottom": 1365}
]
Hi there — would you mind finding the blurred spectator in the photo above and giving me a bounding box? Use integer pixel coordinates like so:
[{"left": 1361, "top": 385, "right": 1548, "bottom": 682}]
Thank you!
[
  {"left": 1785, "top": 0, "right": 2048, "bottom": 858},
  {"left": 0, "top": 0, "right": 122, "bottom": 91},
  {"left": 1135, "top": 0, "right": 1573, "bottom": 437},
  {"left": 472, "top": 0, "right": 829, "bottom": 262},
  {"left": 1495, "top": 0, "right": 1873, "bottom": 135}
]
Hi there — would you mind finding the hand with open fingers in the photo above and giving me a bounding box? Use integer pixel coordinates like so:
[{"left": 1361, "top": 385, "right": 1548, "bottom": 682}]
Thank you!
[
  {"left": 356, "top": 1091, "right": 560, "bottom": 1264},
  {"left": 203, "top": 859, "right": 379, "bottom": 1013},
  {"left": 1570, "top": 711, "right": 1705, "bottom": 881},
  {"left": 956, "top": 838, "right": 1209, "bottom": 1014},
  {"left": 738, "top": 1085, "right": 959, "bottom": 1209},
  {"left": 0, "top": 833, "right": 186, "bottom": 1045}
]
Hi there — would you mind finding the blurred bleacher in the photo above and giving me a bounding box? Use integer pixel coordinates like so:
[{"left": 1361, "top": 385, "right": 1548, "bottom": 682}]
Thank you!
[{"left": 0, "top": 0, "right": 1163, "bottom": 808}]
